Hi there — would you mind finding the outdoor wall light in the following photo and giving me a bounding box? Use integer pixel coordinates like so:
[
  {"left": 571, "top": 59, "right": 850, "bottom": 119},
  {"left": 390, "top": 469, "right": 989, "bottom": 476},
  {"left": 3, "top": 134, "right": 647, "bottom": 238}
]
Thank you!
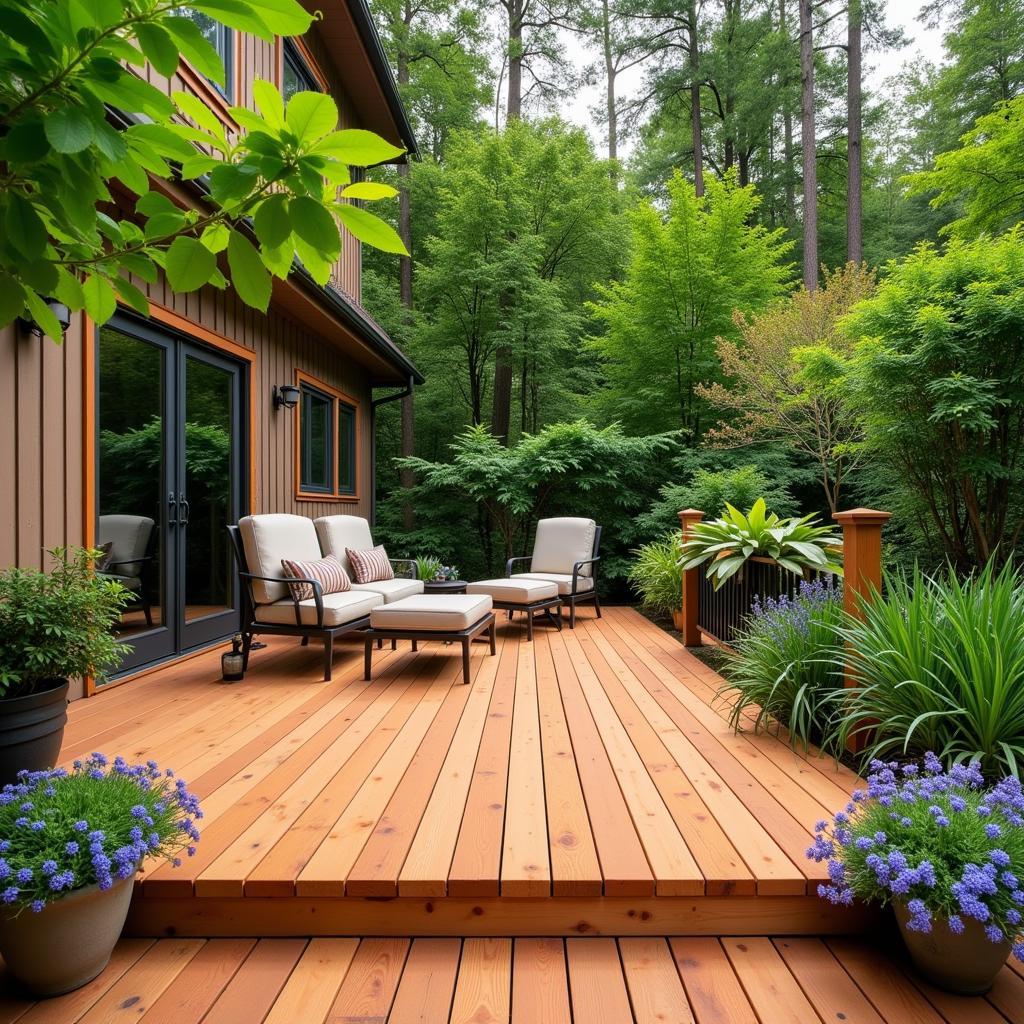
[
  {"left": 19, "top": 299, "right": 71, "bottom": 340},
  {"left": 273, "top": 383, "right": 301, "bottom": 410}
]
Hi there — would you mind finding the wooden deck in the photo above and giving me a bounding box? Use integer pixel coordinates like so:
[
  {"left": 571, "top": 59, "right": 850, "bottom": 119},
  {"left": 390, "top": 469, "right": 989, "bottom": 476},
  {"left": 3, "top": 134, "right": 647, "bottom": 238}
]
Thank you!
[
  {"left": 61, "top": 607, "right": 873, "bottom": 937},
  {"left": 3, "top": 935, "right": 1021, "bottom": 1023}
]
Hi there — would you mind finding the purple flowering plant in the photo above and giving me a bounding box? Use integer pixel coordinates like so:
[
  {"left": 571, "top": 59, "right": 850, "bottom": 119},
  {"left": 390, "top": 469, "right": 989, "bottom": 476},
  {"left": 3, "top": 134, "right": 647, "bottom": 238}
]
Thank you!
[
  {"left": 0, "top": 754, "right": 201, "bottom": 915},
  {"left": 808, "top": 754, "right": 1024, "bottom": 961}
]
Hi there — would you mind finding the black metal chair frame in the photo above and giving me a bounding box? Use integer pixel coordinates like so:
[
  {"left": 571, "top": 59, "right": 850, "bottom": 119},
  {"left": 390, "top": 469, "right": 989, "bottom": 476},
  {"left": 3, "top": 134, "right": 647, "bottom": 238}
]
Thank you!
[
  {"left": 102, "top": 532, "right": 157, "bottom": 628},
  {"left": 506, "top": 524, "right": 603, "bottom": 628},
  {"left": 227, "top": 525, "right": 371, "bottom": 682}
]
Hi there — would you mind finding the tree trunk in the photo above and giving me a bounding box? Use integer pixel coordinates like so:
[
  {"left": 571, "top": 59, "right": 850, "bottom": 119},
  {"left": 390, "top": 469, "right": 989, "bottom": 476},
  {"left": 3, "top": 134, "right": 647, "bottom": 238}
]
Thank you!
[
  {"left": 779, "top": 0, "right": 797, "bottom": 229},
  {"left": 396, "top": 32, "right": 415, "bottom": 531},
  {"left": 688, "top": 0, "right": 704, "bottom": 196},
  {"left": 506, "top": 0, "right": 523, "bottom": 120},
  {"left": 602, "top": 0, "right": 618, "bottom": 165},
  {"left": 846, "top": 0, "right": 863, "bottom": 264},
  {"left": 799, "top": 0, "right": 818, "bottom": 289},
  {"left": 491, "top": 346, "right": 513, "bottom": 442}
]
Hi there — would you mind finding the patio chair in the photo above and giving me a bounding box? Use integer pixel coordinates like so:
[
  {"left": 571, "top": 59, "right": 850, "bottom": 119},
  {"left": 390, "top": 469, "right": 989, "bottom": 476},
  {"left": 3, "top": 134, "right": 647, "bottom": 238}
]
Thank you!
[
  {"left": 97, "top": 514, "right": 155, "bottom": 627},
  {"left": 228, "top": 514, "right": 383, "bottom": 681},
  {"left": 314, "top": 515, "right": 424, "bottom": 604},
  {"left": 506, "top": 517, "right": 602, "bottom": 628}
]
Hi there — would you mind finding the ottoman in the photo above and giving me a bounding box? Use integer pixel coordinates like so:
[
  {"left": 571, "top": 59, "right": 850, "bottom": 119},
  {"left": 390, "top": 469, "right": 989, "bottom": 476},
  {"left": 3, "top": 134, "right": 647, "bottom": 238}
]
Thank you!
[
  {"left": 465, "top": 578, "right": 562, "bottom": 641},
  {"left": 363, "top": 594, "right": 496, "bottom": 685}
]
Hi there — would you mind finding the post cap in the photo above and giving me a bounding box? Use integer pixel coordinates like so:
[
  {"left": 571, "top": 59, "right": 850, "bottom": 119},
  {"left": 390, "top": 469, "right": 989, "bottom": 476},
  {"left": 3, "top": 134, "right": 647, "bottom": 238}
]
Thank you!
[
  {"left": 833, "top": 507, "right": 892, "bottom": 525},
  {"left": 677, "top": 508, "right": 705, "bottom": 519}
]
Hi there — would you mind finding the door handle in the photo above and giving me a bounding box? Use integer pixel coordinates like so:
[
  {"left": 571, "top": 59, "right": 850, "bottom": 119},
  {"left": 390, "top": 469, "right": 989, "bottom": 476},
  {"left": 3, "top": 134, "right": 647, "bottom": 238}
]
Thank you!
[
  {"left": 168, "top": 492, "right": 177, "bottom": 526},
  {"left": 179, "top": 494, "right": 190, "bottom": 527}
]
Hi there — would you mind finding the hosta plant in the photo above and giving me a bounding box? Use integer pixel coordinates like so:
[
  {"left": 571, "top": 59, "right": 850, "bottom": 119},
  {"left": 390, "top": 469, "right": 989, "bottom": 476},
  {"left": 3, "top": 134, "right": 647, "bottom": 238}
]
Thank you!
[
  {"left": 0, "top": 754, "right": 201, "bottom": 913},
  {"left": 679, "top": 499, "right": 843, "bottom": 589},
  {"left": 808, "top": 755, "right": 1024, "bottom": 965}
]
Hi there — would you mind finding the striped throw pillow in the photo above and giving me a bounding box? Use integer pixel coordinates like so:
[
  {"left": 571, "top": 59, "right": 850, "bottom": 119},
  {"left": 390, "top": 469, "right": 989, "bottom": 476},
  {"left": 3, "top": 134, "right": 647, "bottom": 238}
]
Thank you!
[
  {"left": 346, "top": 545, "right": 395, "bottom": 584},
  {"left": 281, "top": 555, "right": 351, "bottom": 602}
]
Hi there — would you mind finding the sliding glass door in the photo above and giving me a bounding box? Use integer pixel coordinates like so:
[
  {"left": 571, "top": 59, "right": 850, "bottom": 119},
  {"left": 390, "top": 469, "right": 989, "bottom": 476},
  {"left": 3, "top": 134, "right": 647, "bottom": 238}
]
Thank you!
[{"left": 96, "top": 314, "right": 247, "bottom": 675}]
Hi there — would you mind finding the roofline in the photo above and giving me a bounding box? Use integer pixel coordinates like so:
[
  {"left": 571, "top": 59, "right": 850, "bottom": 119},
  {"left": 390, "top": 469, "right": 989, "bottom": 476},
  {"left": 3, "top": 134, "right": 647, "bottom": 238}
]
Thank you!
[{"left": 347, "top": 0, "right": 419, "bottom": 159}]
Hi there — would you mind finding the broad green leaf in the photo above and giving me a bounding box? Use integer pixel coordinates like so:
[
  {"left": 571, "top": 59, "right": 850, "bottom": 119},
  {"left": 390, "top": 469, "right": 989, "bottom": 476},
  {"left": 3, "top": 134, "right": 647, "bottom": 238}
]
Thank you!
[
  {"left": 285, "top": 92, "right": 338, "bottom": 144},
  {"left": 172, "top": 91, "right": 228, "bottom": 138},
  {"left": 337, "top": 204, "right": 408, "bottom": 255},
  {"left": 136, "top": 191, "right": 179, "bottom": 218},
  {"left": 180, "top": 154, "right": 221, "bottom": 179},
  {"left": 253, "top": 194, "right": 290, "bottom": 248},
  {"left": 188, "top": 0, "right": 278, "bottom": 42},
  {"left": 293, "top": 235, "right": 332, "bottom": 285},
  {"left": 290, "top": 196, "right": 340, "bottom": 258},
  {"left": 114, "top": 274, "right": 150, "bottom": 315},
  {"left": 0, "top": 272, "right": 27, "bottom": 328},
  {"left": 118, "top": 253, "right": 158, "bottom": 283},
  {"left": 53, "top": 269, "right": 85, "bottom": 312},
  {"left": 44, "top": 107, "right": 94, "bottom": 154},
  {"left": 165, "top": 236, "right": 216, "bottom": 292},
  {"left": 144, "top": 210, "right": 187, "bottom": 239},
  {"left": 312, "top": 129, "right": 404, "bottom": 166},
  {"left": 82, "top": 274, "right": 116, "bottom": 323},
  {"left": 24, "top": 290, "right": 63, "bottom": 341},
  {"left": 341, "top": 182, "right": 398, "bottom": 201},
  {"left": 3, "top": 120, "right": 50, "bottom": 164},
  {"left": 230, "top": 108, "right": 268, "bottom": 134},
  {"left": 135, "top": 22, "right": 179, "bottom": 77},
  {"left": 164, "top": 17, "right": 225, "bottom": 84},
  {"left": 82, "top": 69, "right": 174, "bottom": 120},
  {"left": 227, "top": 230, "right": 271, "bottom": 311},
  {"left": 19, "top": 260, "right": 59, "bottom": 295},
  {"left": 129, "top": 123, "right": 197, "bottom": 161},
  {"left": 251, "top": 79, "right": 285, "bottom": 130},
  {"left": 201, "top": 222, "right": 230, "bottom": 253},
  {"left": 260, "top": 241, "right": 293, "bottom": 279},
  {"left": 69, "top": 0, "right": 123, "bottom": 30},
  {"left": 6, "top": 194, "right": 48, "bottom": 259},
  {"left": 3, "top": 9, "right": 55, "bottom": 55},
  {"left": 208, "top": 163, "right": 260, "bottom": 205}
]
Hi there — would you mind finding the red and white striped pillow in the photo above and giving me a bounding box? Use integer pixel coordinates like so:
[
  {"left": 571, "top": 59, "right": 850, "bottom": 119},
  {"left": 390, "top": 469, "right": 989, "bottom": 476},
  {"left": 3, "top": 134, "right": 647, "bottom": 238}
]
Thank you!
[
  {"left": 346, "top": 545, "right": 395, "bottom": 584},
  {"left": 280, "top": 554, "right": 351, "bottom": 602}
]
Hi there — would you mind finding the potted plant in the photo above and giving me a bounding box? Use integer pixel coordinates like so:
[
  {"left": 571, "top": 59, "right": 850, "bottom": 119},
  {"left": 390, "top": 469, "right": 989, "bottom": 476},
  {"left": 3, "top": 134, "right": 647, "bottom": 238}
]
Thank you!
[
  {"left": 0, "top": 548, "right": 128, "bottom": 785},
  {"left": 0, "top": 754, "right": 201, "bottom": 996},
  {"left": 628, "top": 533, "right": 685, "bottom": 630},
  {"left": 808, "top": 754, "right": 1024, "bottom": 994},
  {"left": 679, "top": 499, "right": 843, "bottom": 589},
  {"left": 414, "top": 557, "right": 459, "bottom": 583}
]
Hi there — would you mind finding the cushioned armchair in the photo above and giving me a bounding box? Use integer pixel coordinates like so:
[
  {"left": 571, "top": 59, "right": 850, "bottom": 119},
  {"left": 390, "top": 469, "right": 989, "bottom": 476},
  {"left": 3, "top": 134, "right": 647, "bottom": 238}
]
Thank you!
[
  {"left": 228, "top": 514, "right": 383, "bottom": 681},
  {"left": 314, "top": 516, "right": 423, "bottom": 603},
  {"left": 506, "top": 517, "right": 602, "bottom": 628},
  {"left": 97, "top": 514, "right": 155, "bottom": 628}
]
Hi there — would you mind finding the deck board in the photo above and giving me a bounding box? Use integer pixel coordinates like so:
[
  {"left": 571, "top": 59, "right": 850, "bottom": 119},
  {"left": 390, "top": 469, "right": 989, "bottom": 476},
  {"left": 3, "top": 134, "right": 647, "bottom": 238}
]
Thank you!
[
  {"left": 3, "top": 937, "right": 1017, "bottom": 1022},
  {"left": 59, "top": 608, "right": 875, "bottom": 932}
]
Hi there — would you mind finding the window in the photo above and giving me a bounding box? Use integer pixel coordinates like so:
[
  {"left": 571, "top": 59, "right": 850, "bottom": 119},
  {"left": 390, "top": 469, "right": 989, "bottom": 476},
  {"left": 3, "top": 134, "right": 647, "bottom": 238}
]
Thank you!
[
  {"left": 296, "top": 373, "right": 360, "bottom": 500},
  {"left": 181, "top": 9, "right": 234, "bottom": 98},
  {"left": 282, "top": 39, "right": 321, "bottom": 101}
]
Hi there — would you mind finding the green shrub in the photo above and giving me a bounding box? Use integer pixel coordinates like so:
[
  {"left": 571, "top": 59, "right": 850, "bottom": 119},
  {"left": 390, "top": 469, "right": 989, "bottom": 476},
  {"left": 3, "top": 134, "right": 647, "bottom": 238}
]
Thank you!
[
  {"left": 835, "top": 562, "right": 1024, "bottom": 777},
  {"left": 628, "top": 534, "right": 683, "bottom": 615},
  {"left": 722, "top": 577, "right": 845, "bottom": 747}
]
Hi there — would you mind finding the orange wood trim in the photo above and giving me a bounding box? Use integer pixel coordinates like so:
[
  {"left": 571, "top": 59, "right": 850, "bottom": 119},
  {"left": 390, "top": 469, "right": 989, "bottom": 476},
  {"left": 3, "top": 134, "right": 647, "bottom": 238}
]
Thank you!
[
  {"left": 144, "top": 301, "right": 258, "bottom": 516},
  {"left": 83, "top": 312, "right": 98, "bottom": 697},
  {"left": 677, "top": 509, "right": 704, "bottom": 648},
  {"left": 290, "top": 36, "right": 330, "bottom": 92},
  {"left": 293, "top": 368, "right": 362, "bottom": 502}
]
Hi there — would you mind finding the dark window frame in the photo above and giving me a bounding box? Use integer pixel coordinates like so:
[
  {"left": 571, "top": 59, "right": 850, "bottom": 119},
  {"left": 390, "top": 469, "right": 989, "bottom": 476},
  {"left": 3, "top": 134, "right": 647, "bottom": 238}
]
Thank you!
[
  {"left": 295, "top": 371, "right": 361, "bottom": 502},
  {"left": 337, "top": 400, "right": 357, "bottom": 497},
  {"left": 282, "top": 38, "right": 321, "bottom": 98}
]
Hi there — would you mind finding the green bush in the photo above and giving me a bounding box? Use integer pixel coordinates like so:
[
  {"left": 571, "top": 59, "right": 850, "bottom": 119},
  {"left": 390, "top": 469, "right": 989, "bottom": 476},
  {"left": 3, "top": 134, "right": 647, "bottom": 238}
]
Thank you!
[
  {"left": 835, "top": 562, "right": 1024, "bottom": 777},
  {"left": 722, "top": 577, "right": 845, "bottom": 748},
  {"left": 627, "top": 534, "right": 683, "bottom": 615}
]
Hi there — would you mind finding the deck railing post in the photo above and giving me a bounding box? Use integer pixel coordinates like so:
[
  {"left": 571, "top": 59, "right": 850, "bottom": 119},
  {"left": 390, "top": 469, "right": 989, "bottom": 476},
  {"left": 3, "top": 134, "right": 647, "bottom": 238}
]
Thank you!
[
  {"left": 677, "top": 509, "right": 705, "bottom": 647},
  {"left": 833, "top": 507, "right": 890, "bottom": 752}
]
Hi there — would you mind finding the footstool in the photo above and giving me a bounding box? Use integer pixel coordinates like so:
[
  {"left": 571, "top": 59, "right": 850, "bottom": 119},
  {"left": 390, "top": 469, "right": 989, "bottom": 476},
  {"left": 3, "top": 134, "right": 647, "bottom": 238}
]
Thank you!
[
  {"left": 363, "top": 594, "right": 496, "bottom": 685},
  {"left": 465, "top": 578, "right": 562, "bottom": 641}
]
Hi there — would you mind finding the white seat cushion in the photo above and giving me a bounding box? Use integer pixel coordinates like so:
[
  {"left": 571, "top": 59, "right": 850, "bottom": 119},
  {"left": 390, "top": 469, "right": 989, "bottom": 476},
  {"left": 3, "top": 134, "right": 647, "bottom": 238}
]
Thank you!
[
  {"left": 466, "top": 578, "right": 559, "bottom": 603},
  {"left": 530, "top": 517, "right": 597, "bottom": 577},
  {"left": 370, "top": 594, "right": 492, "bottom": 631},
  {"left": 314, "top": 515, "right": 374, "bottom": 577},
  {"left": 255, "top": 590, "right": 383, "bottom": 627},
  {"left": 240, "top": 514, "right": 322, "bottom": 604},
  {"left": 352, "top": 578, "right": 424, "bottom": 603},
  {"left": 512, "top": 572, "right": 595, "bottom": 596}
]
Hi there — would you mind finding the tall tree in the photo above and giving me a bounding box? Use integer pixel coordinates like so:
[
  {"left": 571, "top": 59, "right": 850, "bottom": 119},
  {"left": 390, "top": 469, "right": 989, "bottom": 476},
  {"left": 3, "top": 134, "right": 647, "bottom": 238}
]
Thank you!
[
  {"left": 846, "top": 0, "right": 862, "bottom": 263},
  {"left": 799, "top": 0, "right": 818, "bottom": 288}
]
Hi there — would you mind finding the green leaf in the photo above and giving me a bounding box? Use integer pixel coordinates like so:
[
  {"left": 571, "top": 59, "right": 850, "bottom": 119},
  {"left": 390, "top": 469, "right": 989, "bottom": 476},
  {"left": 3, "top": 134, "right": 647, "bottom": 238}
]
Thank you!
[
  {"left": 44, "top": 107, "right": 94, "bottom": 154},
  {"left": 285, "top": 92, "right": 338, "bottom": 144},
  {"left": 165, "top": 236, "right": 217, "bottom": 293},
  {"left": 252, "top": 79, "right": 285, "bottom": 130},
  {"left": 337, "top": 204, "right": 408, "bottom": 255},
  {"left": 113, "top": 274, "right": 150, "bottom": 316},
  {"left": 163, "top": 16, "right": 225, "bottom": 84},
  {"left": 200, "top": 222, "right": 230, "bottom": 253},
  {"left": 118, "top": 253, "right": 158, "bottom": 283},
  {"left": 3, "top": 120, "right": 50, "bottom": 164},
  {"left": 227, "top": 230, "right": 272, "bottom": 311},
  {"left": 253, "top": 194, "right": 290, "bottom": 248},
  {"left": 24, "top": 290, "right": 63, "bottom": 341},
  {"left": 312, "top": 129, "right": 404, "bottom": 166},
  {"left": 144, "top": 210, "right": 187, "bottom": 239},
  {"left": 53, "top": 269, "right": 85, "bottom": 312},
  {"left": 290, "top": 196, "right": 340, "bottom": 259},
  {"left": 6, "top": 194, "right": 48, "bottom": 259},
  {"left": 0, "top": 272, "right": 27, "bottom": 328},
  {"left": 136, "top": 191, "right": 179, "bottom": 218},
  {"left": 82, "top": 274, "right": 116, "bottom": 323},
  {"left": 136, "top": 22, "right": 179, "bottom": 77},
  {"left": 341, "top": 182, "right": 398, "bottom": 201},
  {"left": 128, "top": 123, "right": 197, "bottom": 161},
  {"left": 172, "top": 91, "right": 227, "bottom": 137}
]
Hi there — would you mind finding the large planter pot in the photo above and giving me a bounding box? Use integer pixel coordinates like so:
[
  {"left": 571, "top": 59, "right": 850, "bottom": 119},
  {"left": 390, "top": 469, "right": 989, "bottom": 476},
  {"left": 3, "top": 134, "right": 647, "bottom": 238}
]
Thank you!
[
  {"left": 894, "top": 901, "right": 1012, "bottom": 994},
  {"left": 0, "top": 678, "right": 69, "bottom": 786},
  {"left": 0, "top": 873, "right": 134, "bottom": 996},
  {"left": 671, "top": 608, "right": 685, "bottom": 632}
]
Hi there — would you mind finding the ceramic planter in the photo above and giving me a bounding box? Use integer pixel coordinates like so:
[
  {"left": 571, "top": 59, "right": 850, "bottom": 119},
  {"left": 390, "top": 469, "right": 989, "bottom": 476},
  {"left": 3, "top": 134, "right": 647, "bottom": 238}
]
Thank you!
[
  {"left": 894, "top": 901, "right": 1013, "bottom": 994},
  {"left": 0, "top": 873, "right": 134, "bottom": 996},
  {"left": 0, "top": 678, "right": 69, "bottom": 786}
]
